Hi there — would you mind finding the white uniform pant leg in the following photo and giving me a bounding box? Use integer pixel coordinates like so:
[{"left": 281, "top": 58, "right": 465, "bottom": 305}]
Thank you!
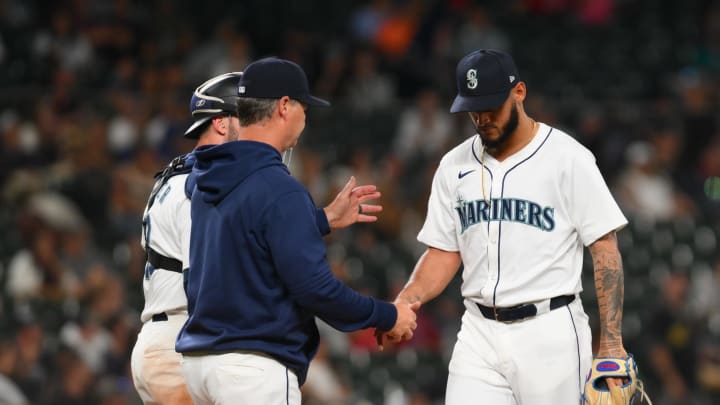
[
  {"left": 182, "top": 352, "right": 301, "bottom": 405},
  {"left": 506, "top": 298, "right": 593, "bottom": 405},
  {"left": 130, "top": 315, "right": 193, "bottom": 405},
  {"left": 446, "top": 304, "right": 516, "bottom": 405},
  {"left": 446, "top": 299, "right": 592, "bottom": 405}
]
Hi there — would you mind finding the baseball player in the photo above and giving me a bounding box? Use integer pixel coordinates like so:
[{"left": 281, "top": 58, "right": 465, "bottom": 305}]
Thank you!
[
  {"left": 175, "top": 57, "right": 418, "bottom": 405},
  {"left": 378, "top": 49, "right": 633, "bottom": 404},
  {"left": 131, "top": 71, "right": 385, "bottom": 404}
]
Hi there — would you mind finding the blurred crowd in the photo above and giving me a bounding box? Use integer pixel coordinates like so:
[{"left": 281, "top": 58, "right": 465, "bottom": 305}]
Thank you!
[{"left": 0, "top": 0, "right": 719, "bottom": 404}]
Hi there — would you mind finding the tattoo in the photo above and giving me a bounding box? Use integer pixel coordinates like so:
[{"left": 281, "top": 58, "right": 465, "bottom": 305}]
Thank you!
[
  {"left": 590, "top": 232, "right": 625, "bottom": 353},
  {"left": 399, "top": 294, "right": 422, "bottom": 305}
]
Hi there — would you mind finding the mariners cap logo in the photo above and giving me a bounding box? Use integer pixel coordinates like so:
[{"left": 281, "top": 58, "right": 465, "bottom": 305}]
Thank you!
[
  {"left": 509, "top": 75, "right": 515, "bottom": 83},
  {"left": 466, "top": 69, "right": 478, "bottom": 89}
]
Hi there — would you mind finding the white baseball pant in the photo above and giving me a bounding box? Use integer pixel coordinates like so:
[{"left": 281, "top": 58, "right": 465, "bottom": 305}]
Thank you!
[
  {"left": 131, "top": 313, "right": 193, "bottom": 405},
  {"left": 182, "top": 351, "right": 301, "bottom": 405},
  {"left": 446, "top": 297, "right": 593, "bottom": 405}
]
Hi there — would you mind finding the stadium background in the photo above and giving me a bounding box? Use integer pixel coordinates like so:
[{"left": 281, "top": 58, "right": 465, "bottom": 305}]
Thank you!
[{"left": 0, "top": 0, "right": 719, "bottom": 404}]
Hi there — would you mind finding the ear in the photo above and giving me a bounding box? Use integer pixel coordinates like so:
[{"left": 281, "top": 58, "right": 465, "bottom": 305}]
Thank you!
[
  {"left": 277, "top": 96, "right": 292, "bottom": 120},
  {"left": 210, "top": 115, "right": 229, "bottom": 136},
  {"left": 512, "top": 82, "right": 527, "bottom": 102}
]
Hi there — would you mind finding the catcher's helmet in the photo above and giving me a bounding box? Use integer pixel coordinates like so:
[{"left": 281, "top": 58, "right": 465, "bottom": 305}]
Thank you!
[{"left": 184, "top": 72, "right": 243, "bottom": 139}]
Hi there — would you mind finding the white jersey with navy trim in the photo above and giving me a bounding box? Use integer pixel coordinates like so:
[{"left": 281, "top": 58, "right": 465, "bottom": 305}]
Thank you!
[
  {"left": 418, "top": 122, "right": 627, "bottom": 307},
  {"left": 139, "top": 173, "right": 191, "bottom": 323}
]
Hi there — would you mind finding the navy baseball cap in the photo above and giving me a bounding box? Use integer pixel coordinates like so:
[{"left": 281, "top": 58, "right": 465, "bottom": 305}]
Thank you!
[
  {"left": 237, "top": 57, "right": 330, "bottom": 107},
  {"left": 450, "top": 49, "right": 519, "bottom": 113}
]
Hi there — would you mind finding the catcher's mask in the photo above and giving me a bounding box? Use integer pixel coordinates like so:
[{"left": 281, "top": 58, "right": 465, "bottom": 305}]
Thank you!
[{"left": 184, "top": 72, "right": 243, "bottom": 139}]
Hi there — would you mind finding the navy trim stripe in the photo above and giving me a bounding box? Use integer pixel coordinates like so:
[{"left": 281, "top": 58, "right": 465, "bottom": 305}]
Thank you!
[
  {"left": 471, "top": 135, "right": 482, "bottom": 164},
  {"left": 567, "top": 305, "right": 583, "bottom": 399},
  {"left": 285, "top": 368, "right": 289, "bottom": 405},
  {"left": 491, "top": 127, "right": 553, "bottom": 306},
  {"left": 471, "top": 136, "right": 494, "bottom": 235}
]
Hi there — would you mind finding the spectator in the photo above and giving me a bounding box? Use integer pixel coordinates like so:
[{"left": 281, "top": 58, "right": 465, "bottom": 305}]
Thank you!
[
  {"left": 393, "top": 87, "right": 452, "bottom": 164},
  {"left": 344, "top": 46, "right": 396, "bottom": 114},
  {"left": 0, "top": 338, "right": 29, "bottom": 405},
  {"left": 452, "top": 5, "right": 511, "bottom": 58},
  {"left": 43, "top": 349, "right": 97, "bottom": 405},
  {"left": 13, "top": 321, "right": 47, "bottom": 404},
  {"left": 647, "top": 269, "right": 705, "bottom": 405},
  {"left": 613, "top": 129, "right": 695, "bottom": 222},
  {"left": 6, "top": 225, "right": 70, "bottom": 303},
  {"left": 32, "top": 10, "right": 93, "bottom": 74}
]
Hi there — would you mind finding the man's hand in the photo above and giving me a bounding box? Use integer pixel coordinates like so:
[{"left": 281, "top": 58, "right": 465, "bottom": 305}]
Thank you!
[
  {"left": 324, "top": 176, "right": 382, "bottom": 230},
  {"left": 375, "top": 301, "right": 420, "bottom": 350},
  {"left": 596, "top": 347, "right": 629, "bottom": 391}
]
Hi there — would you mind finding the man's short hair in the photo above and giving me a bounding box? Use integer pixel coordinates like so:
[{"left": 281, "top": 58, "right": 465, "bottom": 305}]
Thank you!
[{"left": 236, "top": 98, "right": 278, "bottom": 126}]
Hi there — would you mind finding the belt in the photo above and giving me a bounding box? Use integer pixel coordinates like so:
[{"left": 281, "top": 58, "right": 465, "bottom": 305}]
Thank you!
[
  {"left": 476, "top": 294, "right": 576, "bottom": 322},
  {"left": 147, "top": 248, "right": 183, "bottom": 273},
  {"left": 151, "top": 312, "right": 168, "bottom": 322}
]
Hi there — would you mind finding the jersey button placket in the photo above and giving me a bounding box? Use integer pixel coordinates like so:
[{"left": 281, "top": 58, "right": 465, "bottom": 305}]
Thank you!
[{"left": 486, "top": 169, "right": 503, "bottom": 285}]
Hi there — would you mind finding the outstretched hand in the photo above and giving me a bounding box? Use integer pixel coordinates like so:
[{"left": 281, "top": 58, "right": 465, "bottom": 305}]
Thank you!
[
  {"left": 324, "top": 176, "right": 382, "bottom": 230},
  {"left": 375, "top": 301, "right": 421, "bottom": 350}
]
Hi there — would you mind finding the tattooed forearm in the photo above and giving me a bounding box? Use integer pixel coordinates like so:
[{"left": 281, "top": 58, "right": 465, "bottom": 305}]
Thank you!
[{"left": 589, "top": 231, "right": 625, "bottom": 355}]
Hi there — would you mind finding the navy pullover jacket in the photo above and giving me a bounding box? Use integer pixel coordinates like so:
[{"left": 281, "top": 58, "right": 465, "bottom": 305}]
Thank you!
[{"left": 175, "top": 140, "right": 397, "bottom": 384}]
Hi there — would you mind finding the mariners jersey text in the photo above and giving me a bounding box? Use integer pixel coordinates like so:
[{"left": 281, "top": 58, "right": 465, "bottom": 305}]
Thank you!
[{"left": 455, "top": 197, "right": 555, "bottom": 233}]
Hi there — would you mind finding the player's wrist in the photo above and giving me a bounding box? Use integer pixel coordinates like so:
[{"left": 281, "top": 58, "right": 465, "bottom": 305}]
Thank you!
[
  {"left": 596, "top": 342, "right": 627, "bottom": 358},
  {"left": 394, "top": 294, "right": 421, "bottom": 307},
  {"left": 322, "top": 207, "right": 339, "bottom": 228}
]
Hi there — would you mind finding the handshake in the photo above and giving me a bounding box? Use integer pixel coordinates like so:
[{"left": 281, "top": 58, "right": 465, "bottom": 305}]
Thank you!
[{"left": 375, "top": 300, "right": 421, "bottom": 350}]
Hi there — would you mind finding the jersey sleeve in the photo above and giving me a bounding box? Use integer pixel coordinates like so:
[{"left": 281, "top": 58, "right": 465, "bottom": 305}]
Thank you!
[
  {"left": 567, "top": 149, "right": 628, "bottom": 246},
  {"left": 417, "top": 161, "right": 459, "bottom": 251}
]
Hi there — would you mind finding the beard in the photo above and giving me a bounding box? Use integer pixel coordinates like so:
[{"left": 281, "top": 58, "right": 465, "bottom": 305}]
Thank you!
[
  {"left": 476, "top": 103, "right": 519, "bottom": 149},
  {"left": 227, "top": 123, "right": 240, "bottom": 142}
]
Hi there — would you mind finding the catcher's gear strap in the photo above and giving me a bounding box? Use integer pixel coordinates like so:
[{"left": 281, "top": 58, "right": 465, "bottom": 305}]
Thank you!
[
  {"left": 143, "top": 153, "right": 194, "bottom": 274},
  {"left": 147, "top": 247, "right": 182, "bottom": 273},
  {"left": 146, "top": 154, "right": 194, "bottom": 211},
  {"left": 582, "top": 354, "right": 653, "bottom": 405}
]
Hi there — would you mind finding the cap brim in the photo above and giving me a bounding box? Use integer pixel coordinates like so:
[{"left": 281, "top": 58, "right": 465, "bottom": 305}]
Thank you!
[
  {"left": 449, "top": 91, "right": 509, "bottom": 113},
  {"left": 184, "top": 116, "right": 213, "bottom": 138},
  {"left": 299, "top": 95, "right": 331, "bottom": 107}
]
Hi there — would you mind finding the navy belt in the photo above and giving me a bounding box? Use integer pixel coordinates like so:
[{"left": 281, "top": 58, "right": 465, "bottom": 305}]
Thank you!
[
  {"left": 151, "top": 312, "right": 168, "bottom": 322},
  {"left": 476, "top": 294, "right": 575, "bottom": 322}
]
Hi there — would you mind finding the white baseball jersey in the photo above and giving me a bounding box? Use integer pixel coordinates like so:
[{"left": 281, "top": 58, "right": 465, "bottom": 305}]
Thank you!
[
  {"left": 139, "top": 173, "right": 191, "bottom": 323},
  {"left": 418, "top": 122, "right": 627, "bottom": 307}
]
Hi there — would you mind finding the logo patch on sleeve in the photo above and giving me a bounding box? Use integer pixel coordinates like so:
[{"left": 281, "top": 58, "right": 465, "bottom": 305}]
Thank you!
[{"left": 596, "top": 361, "right": 620, "bottom": 372}]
